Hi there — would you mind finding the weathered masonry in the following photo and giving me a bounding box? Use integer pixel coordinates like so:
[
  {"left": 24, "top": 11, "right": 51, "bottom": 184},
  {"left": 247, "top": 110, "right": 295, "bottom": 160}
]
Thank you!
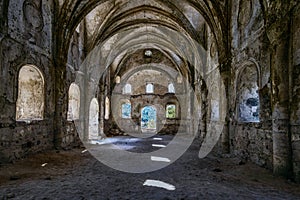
[{"left": 0, "top": 0, "right": 300, "bottom": 183}]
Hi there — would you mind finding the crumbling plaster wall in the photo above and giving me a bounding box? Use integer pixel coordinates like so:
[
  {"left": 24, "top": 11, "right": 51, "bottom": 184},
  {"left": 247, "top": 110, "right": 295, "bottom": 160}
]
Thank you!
[
  {"left": 101, "top": 46, "right": 193, "bottom": 137},
  {"left": 64, "top": 22, "right": 86, "bottom": 149},
  {"left": 108, "top": 93, "right": 181, "bottom": 136},
  {"left": 107, "top": 54, "right": 185, "bottom": 136},
  {"left": 0, "top": 0, "right": 55, "bottom": 163},
  {"left": 229, "top": 0, "right": 300, "bottom": 182},
  {"left": 229, "top": 0, "right": 273, "bottom": 169}
]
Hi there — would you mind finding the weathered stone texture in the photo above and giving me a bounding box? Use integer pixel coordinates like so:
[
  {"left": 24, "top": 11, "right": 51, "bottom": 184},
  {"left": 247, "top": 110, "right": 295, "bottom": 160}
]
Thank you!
[
  {"left": 0, "top": 122, "right": 53, "bottom": 163},
  {"left": 291, "top": 3, "right": 300, "bottom": 182},
  {"left": 0, "top": 0, "right": 299, "bottom": 183},
  {"left": 230, "top": 123, "right": 273, "bottom": 169}
]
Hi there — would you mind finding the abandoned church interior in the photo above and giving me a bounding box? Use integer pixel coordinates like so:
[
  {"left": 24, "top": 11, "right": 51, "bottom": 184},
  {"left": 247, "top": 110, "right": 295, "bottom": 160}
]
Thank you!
[{"left": 0, "top": 0, "right": 300, "bottom": 199}]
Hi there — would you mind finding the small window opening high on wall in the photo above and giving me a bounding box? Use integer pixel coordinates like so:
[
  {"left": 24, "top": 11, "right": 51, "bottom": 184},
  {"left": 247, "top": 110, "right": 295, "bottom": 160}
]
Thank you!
[
  {"left": 123, "top": 83, "right": 132, "bottom": 94},
  {"left": 146, "top": 83, "right": 154, "bottom": 93}
]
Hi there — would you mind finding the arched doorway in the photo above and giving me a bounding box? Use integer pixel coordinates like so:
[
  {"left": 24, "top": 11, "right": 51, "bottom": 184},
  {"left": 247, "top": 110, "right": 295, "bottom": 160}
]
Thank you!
[
  {"left": 67, "top": 83, "right": 80, "bottom": 121},
  {"left": 141, "top": 106, "right": 157, "bottom": 132},
  {"left": 89, "top": 98, "right": 99, "bottom": 140}
]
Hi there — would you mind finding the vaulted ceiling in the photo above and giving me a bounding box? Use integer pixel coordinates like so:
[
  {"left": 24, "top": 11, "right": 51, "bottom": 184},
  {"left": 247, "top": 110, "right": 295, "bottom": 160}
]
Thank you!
[{"left": 56, "top": 0, "right": 229, "bottom": 67}]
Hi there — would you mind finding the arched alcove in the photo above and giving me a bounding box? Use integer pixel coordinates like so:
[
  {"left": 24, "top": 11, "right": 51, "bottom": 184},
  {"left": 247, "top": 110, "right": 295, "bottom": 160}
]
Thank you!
[
  {"left": 67, "top": 83, "right": 80, "bottom": 121},
  {"left": 16, "top": 65, "right": 44, "bottom": 121},
  {"left": 237, "top": 63, "right": 260, "bottom": 122},
  {"left": 89, "top": 98, "right": 99, "bottom": 139}
]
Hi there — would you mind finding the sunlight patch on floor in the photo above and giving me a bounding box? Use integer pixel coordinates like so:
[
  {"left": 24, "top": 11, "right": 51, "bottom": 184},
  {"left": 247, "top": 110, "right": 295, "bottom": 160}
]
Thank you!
[
  {"left": 143, "top": 180, "right": 176, "bottom": 191},
  {"left": 151, "top": 156, "right": 171, "bottom": 163},
  {"left": 152, "top": 144, "right": 166, "bottom": 148}
]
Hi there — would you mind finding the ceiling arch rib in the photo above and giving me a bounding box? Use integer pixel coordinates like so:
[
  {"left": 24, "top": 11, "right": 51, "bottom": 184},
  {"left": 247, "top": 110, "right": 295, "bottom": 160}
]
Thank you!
[
  {"left": 84, "top": 26, "right": 206, "bottom": 86},
  {"left": 84, "top": 1, "right": 117, "bottom": 35},
  {"left": 186, "top": 0, "right": 227, "bottom": 60},
  {"left": 113, "top": 48, "right": 186, "bottom": 81},
  {"left": 110, "top": 40, "right": 190, "bottom": 84},
  {"left": 120, "top": 64, "right": 179, "bottom": 84},
  {"left": 114, "top": 46, "right": 191, "bottom": 84},
  {"left": 56, "top": 0, "right": 225, "bottom": 65},
  {"left": 103, "top": 26, "right": 203, "bottom": 70},
  {"left": 95, "top": 20, "right": 194, "bottom": 49},
  {"left": 89, "top": 5, "right": 204, "bottom": 49},
  {"left": 57, "top": 0, "right": 110, "bottom": 59}
]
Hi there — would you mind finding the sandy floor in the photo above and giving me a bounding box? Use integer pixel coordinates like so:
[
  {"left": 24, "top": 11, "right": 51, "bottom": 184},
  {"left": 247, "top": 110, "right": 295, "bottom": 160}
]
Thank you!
[{"left": 0, "top": 135, "right": 299, "bottom": 200}]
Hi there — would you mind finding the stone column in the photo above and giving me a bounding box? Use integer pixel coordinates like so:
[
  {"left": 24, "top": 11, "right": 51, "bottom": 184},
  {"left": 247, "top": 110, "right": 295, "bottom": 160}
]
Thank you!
[
  {"left": 290, "top": 4, "right": 300, "bottom": 183},
  {"left": 53, "top": 65, "right": 68, "bottom": 148},
  {"left": 267, "top": 20, "right": 292, "bottom": 178},
  {"left": 220, "top": 59, "right": 231, "bottom": 154}
]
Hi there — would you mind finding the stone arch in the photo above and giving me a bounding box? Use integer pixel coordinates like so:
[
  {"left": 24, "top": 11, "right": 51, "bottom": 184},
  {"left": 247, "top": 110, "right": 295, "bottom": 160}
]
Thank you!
[
  {"left": 16, "top": 64, "right": 44, "bottom": 121},
  {"left": 121, "top": 63, "right": 178, "bottom": 83},
  {"left": 55, "top": 0, "right": 228, "bottom": 71},
  {"left": 67, "top": 83, "right": 80, "bottom": 120},
  {"left": 235, "top": 59, "right": 261, "bottom": 122}
]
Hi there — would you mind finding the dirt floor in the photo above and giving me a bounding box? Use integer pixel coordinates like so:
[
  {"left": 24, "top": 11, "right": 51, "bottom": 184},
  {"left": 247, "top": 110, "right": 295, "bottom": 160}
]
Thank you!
[{"left": 0, "top": 135, "right": 300, "bottom": 200}]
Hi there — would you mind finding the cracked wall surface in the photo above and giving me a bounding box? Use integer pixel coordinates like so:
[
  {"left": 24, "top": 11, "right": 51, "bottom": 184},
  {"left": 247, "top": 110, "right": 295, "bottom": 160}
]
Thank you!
[{"left": 0, "top": 0, "right": 299, "bottom": 183}]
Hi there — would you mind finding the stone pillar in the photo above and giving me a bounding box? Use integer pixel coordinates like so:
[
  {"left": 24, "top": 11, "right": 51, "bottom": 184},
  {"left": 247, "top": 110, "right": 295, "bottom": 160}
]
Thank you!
[
  {"left": 290, "top": 4, "right": 300, "bottom": 183},
  {"left": 220, "top": 59, "right": 231, "bottom": 154},
  {"left": 267, "top": 20, "right": 292, "bottom": 178},
  {"left": 53, "top": 66, "right": 68, "bottom": 148}
]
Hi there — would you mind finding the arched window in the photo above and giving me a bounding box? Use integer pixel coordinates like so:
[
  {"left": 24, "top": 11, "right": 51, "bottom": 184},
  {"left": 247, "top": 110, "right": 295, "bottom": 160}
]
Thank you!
[
  {"left": 237, "top": 64, "right": 260, "bottom": 122},
  {"left": 146, "top": 83, "right": 154, "bottom": 93},
  {"left": 166, "top": 104, "right": 176, "bottom": 119},
  {"left": 123, "top": 83, "right": 132, "bottom": 94},
  {"left": 121, "top": 102, "right": 131, "bottom": 119},
  {"left": 89, "top": 98, "right": 99, "bottom": 139},
  {"left": 168, "top": 83, "right": 175, "bottom": 93},
  {"left": 105, "top": 96, "right": 110, "bottom": 120},
  {"left": 141, "top": 106, "right": 157, "bottom": 131},
  {"left": 115, "top": 76, "right": 121, "bottom": 84},
  {"left": 16, "top": 65, "right": 44, "bottom": 121},
  {"left": 67, "top": 83, "right": 80, "bottom": 120}
]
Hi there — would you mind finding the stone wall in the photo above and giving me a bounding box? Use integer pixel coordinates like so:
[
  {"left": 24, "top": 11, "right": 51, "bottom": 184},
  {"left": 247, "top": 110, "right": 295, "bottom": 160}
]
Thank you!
[
  {"left": 0, "top": 0, "right": 56, "bottom": 163},
  {"left": 229, "top": 0, "right": 273, "bottom": 169},
  {"left": 106, "top": 93, "right": 181, "bottom": 136},
  {"left": 0, "top": 0, "right": 299, "bottom": 183},
  {"left": 64, "top": 22, "right": 86, "bottom": 147},
  {"left": 291, "top": 3, "right": 300, "bottom": 183},
  {"left": 0, "top": 121, "right": 53, "bottom": 163},
  {"left": 228, "top": 0, "right": 300, "bottom": 182},
  {"left": 230, "top": 122, "right": 273, "bottom": 169}
]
